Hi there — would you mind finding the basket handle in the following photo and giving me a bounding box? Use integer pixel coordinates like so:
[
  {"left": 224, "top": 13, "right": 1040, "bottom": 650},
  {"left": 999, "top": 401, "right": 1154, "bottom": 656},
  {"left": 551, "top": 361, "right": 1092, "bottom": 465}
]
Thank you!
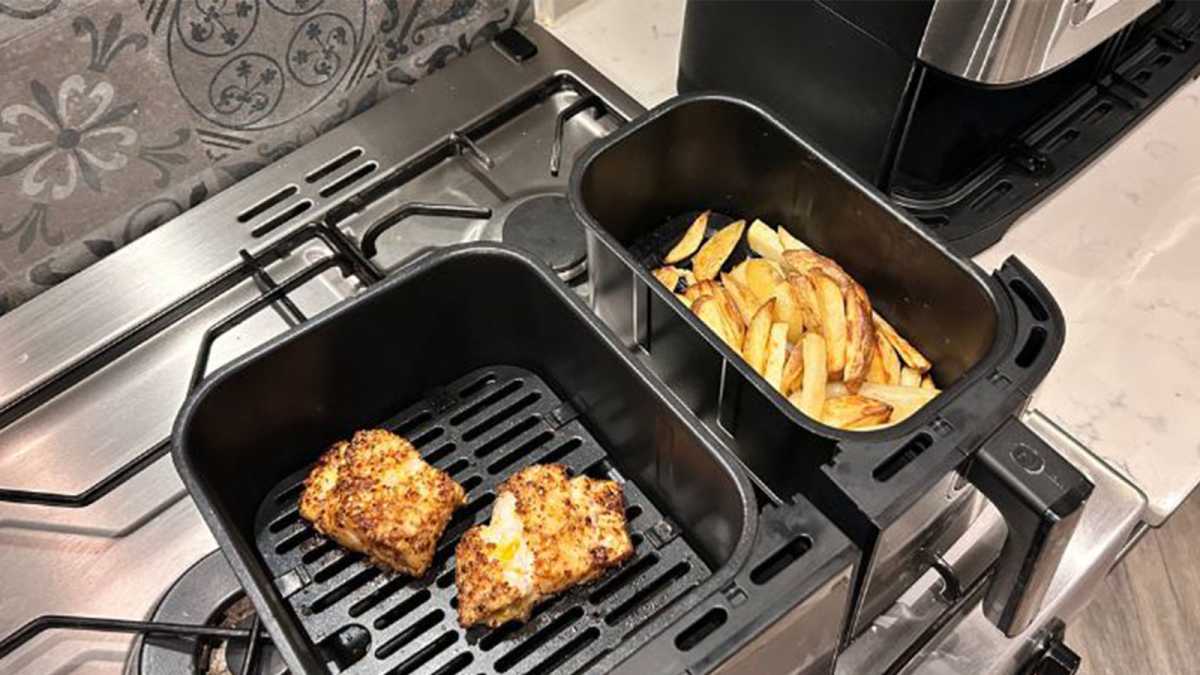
[{"left": 966, "top": 416, "right": 1093, "bottom": 636}]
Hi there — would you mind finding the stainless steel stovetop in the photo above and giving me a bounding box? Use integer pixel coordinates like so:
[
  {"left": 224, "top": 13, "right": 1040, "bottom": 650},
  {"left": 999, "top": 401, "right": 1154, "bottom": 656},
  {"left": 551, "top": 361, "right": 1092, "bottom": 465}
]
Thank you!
[
  {"left": 0, "top": 24, "right": 639, "bottom": 675},
  {"left": 0, "top": 21, "right": 1148, "bottom": 675}
]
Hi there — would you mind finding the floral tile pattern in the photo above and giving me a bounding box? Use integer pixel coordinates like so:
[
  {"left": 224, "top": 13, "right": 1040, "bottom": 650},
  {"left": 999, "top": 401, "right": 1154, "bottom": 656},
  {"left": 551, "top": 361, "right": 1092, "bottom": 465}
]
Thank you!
[
  {"left": 0, "top": 0, "right": 530, "bottom": 315},
  {"left": 0, "top": 2, "right": 207, "bottom": 282}
]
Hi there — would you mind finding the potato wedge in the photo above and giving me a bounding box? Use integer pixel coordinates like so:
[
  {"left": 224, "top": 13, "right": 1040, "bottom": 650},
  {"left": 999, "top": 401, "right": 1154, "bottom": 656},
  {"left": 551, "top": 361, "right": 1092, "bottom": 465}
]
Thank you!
[
  {"left": 777, "top": 226, "right": 810, "bottom": 251},
  {"left": 795, "top": 333, "right": 827, "bottom": 420},
  {"left": 921, "top": 374, "right": 937, "bottom": 390},
  {"left": 771, "top": 281, "right": 806, "bottom": 342},
  {"left": 763, "top": 323, "right": 789, "bottom": 391},
  {"left": 809, "top": 271, "right": 847, "bottom": 378},
  {"left": 693, "top": 295, "right": 738, "bottom": 349},
  {"left": 852, "top": 382, "right": 939, "bottom": 409},
  {"left": 857, "top": 382, "right": 939, "bottom": 424},
  {"left": 866, "top": 342, "right": 887, "bottom": 384},
  {"left": 664, "top": 211, "right": 709, "bottom": 264},
  {"left": 787, "top": 273, "right": 823, "bottom": 332},
  {"left": 712, "top": 286, "right": 746, "bottom": 347},
  {"left": 783, "top": 250, "right": 853, "bottom": 292},
  {"left": 729, "top": 259, "right": 750, "bottom": 286},
  {"left": 822, "top": 395, "right": 893, "bottom": 429},
  {"left": 720, "top": 273, "right": 760, "bottom": 323},
  {"left": 873, "top": 311, "right": 932, "bottom": 373},
  {"left": 782, "top": 343, "right": 806, "bottom": 394},
  {"left": 745, "top": 258, "right": 784, "bottom": 303},
  {"left": 653, "top": 266, "right": 685, "bottom": 292},
  {"left": 899, "top": 366, "right": 922, "bottom": 388},
  {"left": 877, "top": 333, "right": 901, "bottom": 385},
  {"left": 742, "top": 299, "right": 775, "bottom": 374},
  {"left": 693, "top": 219, "right": 745, "bottom": 280},
  {"left": 748, "top": 219, "right": 785, "bottom": 263},
  {"left": 842, "top": 283, "right": 876, "bottom": 392}
]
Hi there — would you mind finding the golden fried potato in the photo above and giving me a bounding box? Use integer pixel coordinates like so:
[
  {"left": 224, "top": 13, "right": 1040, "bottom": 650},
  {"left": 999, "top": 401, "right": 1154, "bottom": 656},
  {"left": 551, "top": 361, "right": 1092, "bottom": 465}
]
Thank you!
[
  {"left": 771, "top": 281, "right": 806, "bottom": 342},
  {"left": 794, "top": 333, "right": 827, "bottom": 420},
  {"left": 782, "top": 344, "right": 806, "bottom": 394},
  {"left": 693, "top": 219, "right": 745, "bottom": 280},
  {"left": 842, "top": 283, "right": 876, "bottom": 393},
  {"left": 809, "top": 271, "right": 847, "bottom": 378},
  {"left": 787, "top": 273, "right": 823, "bottom": 333},
  {"left": 764, "top": 323, "right": 789, "bottom": 392},
  {"left": 664, "top": 211, "right": 709, "bottom": 264},
  {"left": 900, "top": 366, "right": 922, "bottom": 388},
  {"left": 783, "top": 250, "right": 854, "bottom": 292},
  {"left": 693, "top": 295, "right": 738, "bottom": 350},
  {"left": 722, "top": 272, "right": 762, "bottom": 324},
  {"left": 748, "top": 219, "right": 785, "bottom": 263},
  {"left": 745, "top": 258, "right": 784, "bottom": 303},
  {"left": 777, "top": 226, "right": 809, "bottom": 251},
  {"left": 743, "top": 299, "right": 775, "bottom": 374},
  {"left": 873, "top": 311, "right": 932, "bottom": 373},
  {"left": 877, "top": 333, "right": 902, "bottom": 385},
  {"left": 822, "top": 395, "right": 893, "bottom": 429}
]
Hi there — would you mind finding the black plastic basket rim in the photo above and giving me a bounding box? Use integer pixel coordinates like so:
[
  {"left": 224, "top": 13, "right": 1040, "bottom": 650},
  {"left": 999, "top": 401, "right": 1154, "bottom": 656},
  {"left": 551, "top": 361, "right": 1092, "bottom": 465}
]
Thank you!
[
  {"left": 567, "top": 91, "right": 1031, "bottom": 445},
  {"left": 172, "top": 242, "right": 763, "bottom": 675}
]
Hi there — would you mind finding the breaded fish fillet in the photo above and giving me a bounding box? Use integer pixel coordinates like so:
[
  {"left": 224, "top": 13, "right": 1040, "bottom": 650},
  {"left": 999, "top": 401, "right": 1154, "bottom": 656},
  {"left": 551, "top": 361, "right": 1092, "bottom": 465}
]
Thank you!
[
  {"left": 456, "top": 464, "right": 633, "bottom": 627},
  {"left": 299, "top": 429, "right": 465, "bottom": 576}
]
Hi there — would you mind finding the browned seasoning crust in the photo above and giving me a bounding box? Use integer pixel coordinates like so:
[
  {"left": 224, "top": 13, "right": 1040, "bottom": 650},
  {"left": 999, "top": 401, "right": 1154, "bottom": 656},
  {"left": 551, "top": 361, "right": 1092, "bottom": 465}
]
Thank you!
[
  {"left": 298, "top": 429, "right": 466, "bottom": 577},
  {"left": 455, "top": 464, "right": 634, "bottom": 627}
]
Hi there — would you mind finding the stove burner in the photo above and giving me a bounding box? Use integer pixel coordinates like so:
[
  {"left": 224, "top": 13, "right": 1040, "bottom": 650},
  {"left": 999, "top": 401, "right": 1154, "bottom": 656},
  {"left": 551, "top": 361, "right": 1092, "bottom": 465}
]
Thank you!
[
  {"left": 501, "top": 194, "right": 587, "bottom": 281},
  {"left": 132, "top": 551, "right": 285, "bottom": 675}
]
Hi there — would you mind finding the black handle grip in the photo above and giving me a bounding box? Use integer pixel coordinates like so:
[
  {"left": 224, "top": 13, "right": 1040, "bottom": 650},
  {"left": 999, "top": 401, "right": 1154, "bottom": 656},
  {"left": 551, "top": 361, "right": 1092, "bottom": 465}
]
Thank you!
[{"left": 966, "top": 417, "right": 1093, "bottom": 637}]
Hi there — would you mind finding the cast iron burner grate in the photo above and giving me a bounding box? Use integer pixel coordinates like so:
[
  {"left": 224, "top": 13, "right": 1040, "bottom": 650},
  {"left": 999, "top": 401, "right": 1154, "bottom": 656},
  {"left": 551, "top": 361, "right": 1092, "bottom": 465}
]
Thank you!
[{"left": 254, "top": 366, "right": 710, "bottom": 675}]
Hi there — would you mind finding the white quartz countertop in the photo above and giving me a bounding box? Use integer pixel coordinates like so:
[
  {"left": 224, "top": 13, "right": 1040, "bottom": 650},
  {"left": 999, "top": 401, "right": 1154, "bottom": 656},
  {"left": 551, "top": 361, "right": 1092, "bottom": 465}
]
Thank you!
[{"left": 546, "top": 0, "right": 1200, "bottom": 525}]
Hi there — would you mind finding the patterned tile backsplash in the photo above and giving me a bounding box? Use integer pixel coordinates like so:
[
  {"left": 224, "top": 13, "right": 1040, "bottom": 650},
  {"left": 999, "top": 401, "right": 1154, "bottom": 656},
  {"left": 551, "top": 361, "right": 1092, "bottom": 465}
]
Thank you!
[{"left": 0, "top": 0, "right": 531, "bottom": 314}]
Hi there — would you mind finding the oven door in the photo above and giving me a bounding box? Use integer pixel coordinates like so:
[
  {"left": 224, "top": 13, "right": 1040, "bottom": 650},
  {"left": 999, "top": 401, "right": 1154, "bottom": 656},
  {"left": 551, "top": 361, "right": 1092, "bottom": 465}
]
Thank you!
[{"left": 837, "top": 410, "right": 1146, "bottom": 675}]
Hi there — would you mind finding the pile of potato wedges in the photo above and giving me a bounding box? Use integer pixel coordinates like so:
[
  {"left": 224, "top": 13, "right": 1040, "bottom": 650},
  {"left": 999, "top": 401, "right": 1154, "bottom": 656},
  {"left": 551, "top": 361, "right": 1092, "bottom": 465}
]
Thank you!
[{"left": 653, "top": 212, "right": 939, "bottom": 430}]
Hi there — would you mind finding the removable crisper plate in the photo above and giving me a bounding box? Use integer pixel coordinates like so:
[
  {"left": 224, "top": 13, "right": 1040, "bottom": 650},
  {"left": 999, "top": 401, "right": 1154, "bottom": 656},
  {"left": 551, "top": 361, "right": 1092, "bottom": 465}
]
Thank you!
[
  {"left": 254, "top": 366, "right": 709, "bottom": 675},
  {"left": 177, "top": 245, "right": 859, "bottom": 674}
]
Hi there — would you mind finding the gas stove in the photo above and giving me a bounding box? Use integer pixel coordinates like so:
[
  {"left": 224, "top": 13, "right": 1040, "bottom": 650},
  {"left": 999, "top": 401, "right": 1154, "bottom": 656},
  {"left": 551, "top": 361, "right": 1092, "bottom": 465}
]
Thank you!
[
  {"left": 0, "top": 24, "right": 639, "bottom": 675},
  {"left": 0, "top": 21, "right": 1148, "bottom": 675}
]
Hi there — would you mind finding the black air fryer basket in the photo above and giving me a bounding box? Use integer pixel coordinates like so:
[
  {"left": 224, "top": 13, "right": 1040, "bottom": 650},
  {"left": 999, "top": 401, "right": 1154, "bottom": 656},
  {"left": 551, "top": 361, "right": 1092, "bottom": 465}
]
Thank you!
[
  {"left": 174, "top": 244, "right": 856, "bottom": 675},
  {"left": 571, "top": 94, "right": 1094, "bottom": 639}
]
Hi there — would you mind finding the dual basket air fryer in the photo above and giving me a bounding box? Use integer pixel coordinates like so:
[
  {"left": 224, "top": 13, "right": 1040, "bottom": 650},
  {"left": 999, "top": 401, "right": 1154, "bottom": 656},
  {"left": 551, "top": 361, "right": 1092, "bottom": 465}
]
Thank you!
[{"left": 174, "top": 94, "right": 1093, "bottom": 674}]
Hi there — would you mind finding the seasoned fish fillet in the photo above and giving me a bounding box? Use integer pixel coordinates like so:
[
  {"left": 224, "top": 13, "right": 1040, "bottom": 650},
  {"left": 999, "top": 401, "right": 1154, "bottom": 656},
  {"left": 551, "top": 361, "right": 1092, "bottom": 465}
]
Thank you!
[
  {"left": 299, "top": 429, "right": 466, "bottom": 576},
  {"left": 456, "top": 464, "right": 634, "bottom": 627}
]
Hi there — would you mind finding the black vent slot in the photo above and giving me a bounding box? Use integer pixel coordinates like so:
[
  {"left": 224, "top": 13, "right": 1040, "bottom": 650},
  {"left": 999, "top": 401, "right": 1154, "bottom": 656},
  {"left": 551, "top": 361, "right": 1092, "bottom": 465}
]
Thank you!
[
  {"left": 1008, "top": 278, "right": 1051, "bottom": 321},
  {"left": 319, "top": 161, "right": 378, "bottom": 198},
  {"left": 1044, "top": 128, "right": 1080, "bottom": 153},
  {"left": 874, "top": 433, "right": 934, "bottom": 482},
  {"left": 254, "top": 366, "right": 711, "bottom": 675},
  {"left": 1015, "top": 326, "right": 1048, "bottom": 369},
  {"left": 450, "top": 379, "right": 524, "bottom": 425},
  {"left": 307, "top": 147, "right": 364, "bottom": 183},
  {"left": 674, "top": 607, "right": 728, "bottom": 651},
  {"left": 376, "top": 609, "right": 444, "bottom": 659},
  {"left": 495, "top": 606, "right": 584, "bottom": 672},
  {"left": 251, "top": 199, "right": 312, "bottom": 237},
  {"left": 750, "top": 536, "right": 812, "bottom": 585},
  {"left": 238, "top": 185, "right": 296, "bottom": 223}
]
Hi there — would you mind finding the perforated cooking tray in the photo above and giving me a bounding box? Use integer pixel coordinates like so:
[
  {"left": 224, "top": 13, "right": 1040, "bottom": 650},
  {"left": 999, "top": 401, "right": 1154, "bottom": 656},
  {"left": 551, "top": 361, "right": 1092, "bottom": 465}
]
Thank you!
[
  {"left": 572, "top": 94, "right": 1094, "bottom": 639},
  {"left": 174, "top": 244, "right": 857, "bottom": 674}
]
